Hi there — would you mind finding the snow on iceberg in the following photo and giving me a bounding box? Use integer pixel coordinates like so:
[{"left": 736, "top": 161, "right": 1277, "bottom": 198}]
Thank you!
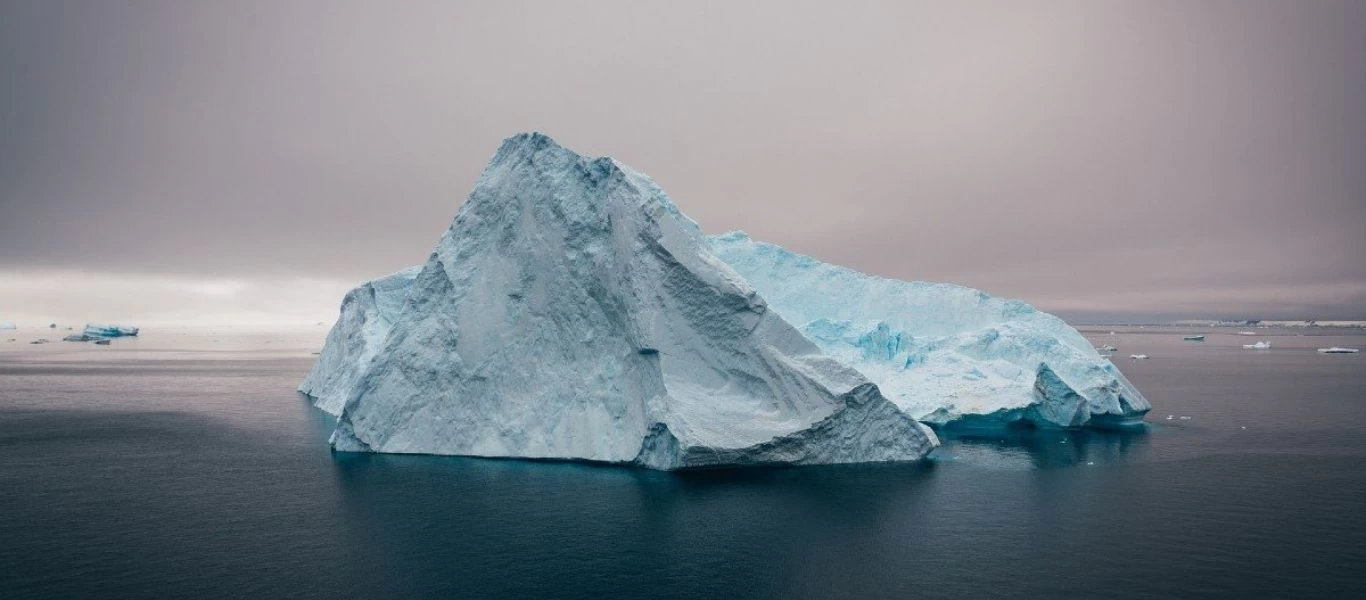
[
  {"left": 709, "top": 232, "right": 1150, "bottom": 430},
  {"left": 308, "top": 133, "right": 938, "bottom": 469},
  {"left": 84, "top": 324, "right": 139, "bottom": 337},
  {"left": 299, "top": 266, "right": 421, "bottom": 415}
]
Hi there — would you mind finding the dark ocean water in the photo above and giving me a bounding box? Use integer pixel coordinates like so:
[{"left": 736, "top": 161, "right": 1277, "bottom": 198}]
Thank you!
[{"left": 2, "top": 327, "right": 1365, "bottom": 599}]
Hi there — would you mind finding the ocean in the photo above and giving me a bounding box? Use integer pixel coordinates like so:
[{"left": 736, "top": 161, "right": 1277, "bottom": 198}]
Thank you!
[{"left": 3, "top": 326, "right": 1364, "bottom": 599}]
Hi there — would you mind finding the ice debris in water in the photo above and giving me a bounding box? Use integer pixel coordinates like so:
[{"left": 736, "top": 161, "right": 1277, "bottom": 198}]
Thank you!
[{"left": 303, "top": 133, "right": 937, "bottom": 469}]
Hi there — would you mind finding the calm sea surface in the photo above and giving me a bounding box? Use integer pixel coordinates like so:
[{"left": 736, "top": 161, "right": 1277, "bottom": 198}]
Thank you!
[{"left": 2, "top": 326, "right": 1365, "bottom": 599}]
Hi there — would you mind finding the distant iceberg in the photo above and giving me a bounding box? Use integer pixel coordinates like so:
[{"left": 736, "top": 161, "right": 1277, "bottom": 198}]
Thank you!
[
  {"left": 709, "top": 232, "right": 1151, "bottom": 430},
  {"left": 0, "top": 322, "right": 15, "bottom": 330},
  {"left": 303, "top": 133, "right": 937, "bottom": 469},
  {"left": 1318, "top": 347, "right": 1359, "bottom": 354},
  {"left": 84, "top": 324, "right": 139, "bottom": 337}
]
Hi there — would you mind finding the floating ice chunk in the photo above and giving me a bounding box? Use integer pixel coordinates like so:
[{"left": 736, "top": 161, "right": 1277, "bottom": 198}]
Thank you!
[
  {"left": 306, "top": 133, "right": 937, "bottom": 469},
  {"left": 1317, "top": 347, "right": 1359, "bottom": 354},
  {"left": 1242, "top": 341, "right": 1271, "bottom": 349},
  {"left": 83, "top": 324, "right": 139, "bottom": 337},
  {"left": 62, "top": 334, "right": 96, "bottom": 342},
  {"left": 1130, "top": 354, "right": 1149, "bottom": 359}
]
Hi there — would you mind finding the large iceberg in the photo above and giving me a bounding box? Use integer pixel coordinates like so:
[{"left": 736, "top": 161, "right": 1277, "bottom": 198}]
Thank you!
[
  {"left": 84, "top": 324, "right": 139, "bottom": 337},
  {"left": 709, "top": 232, "right": 1150, "bottom": 429},
  {"left": 305, "top": 133, "right": 937, "bottom": 469}
]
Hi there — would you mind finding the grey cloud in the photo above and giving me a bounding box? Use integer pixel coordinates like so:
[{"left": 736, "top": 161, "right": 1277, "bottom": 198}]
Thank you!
[{"left": 1, "top": 0, "right": 1363, "bottom": 323}]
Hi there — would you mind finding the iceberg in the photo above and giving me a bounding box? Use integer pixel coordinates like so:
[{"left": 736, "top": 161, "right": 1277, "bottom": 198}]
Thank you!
[
  {"left": 0, "top": 322, "right": 15, "bottom": 330},
  {"left": 305, "top": 133, "right": 937, "bottom": 469},
  {"left": 84, "top": 324, "right": 139, "bottom": 337},
  {"left": 709, "top": 232, "right": 1150, "bottom": 430}
]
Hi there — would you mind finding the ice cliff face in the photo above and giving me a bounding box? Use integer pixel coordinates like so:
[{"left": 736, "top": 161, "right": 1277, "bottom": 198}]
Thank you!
[
  {"left": 312, "top": 133, "right": 938, "bottom": 469},
  {"left": 709, "top": 232, "right": 1150, "bottom": 429},
  {"left": 299, "top": 266, "right": 421, "bottom": 414}
]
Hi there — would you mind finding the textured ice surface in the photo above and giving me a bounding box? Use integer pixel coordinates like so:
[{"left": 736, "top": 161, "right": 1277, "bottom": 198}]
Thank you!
[
  {"left": 83, "top": 324, "right": 139, "bottom": 337},
  {"left": 709, "top": 232, "right": 1150, "bottom": 429},
  {"left": 310, "top": 133, "right": 937, "bottom": 469},
  {"left": 299, "top": 266, "right": 422, "bottom": 414}
]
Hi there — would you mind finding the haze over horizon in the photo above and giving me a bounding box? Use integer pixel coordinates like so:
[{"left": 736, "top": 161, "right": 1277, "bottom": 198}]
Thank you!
[{"left": 3, "top": 1, "right": 1364, "bottom": 326}]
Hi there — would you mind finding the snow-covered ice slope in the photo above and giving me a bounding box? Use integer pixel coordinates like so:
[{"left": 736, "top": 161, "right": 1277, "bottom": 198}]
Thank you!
[
  {"left": 314, "top": 133, "right": 937, "bottom": 469},
  {"left": 709, "top": 232, "right": 1150, "bottom": 429},
  {"left": 299, "top": 266, "right": 421, "bottom": 415}
]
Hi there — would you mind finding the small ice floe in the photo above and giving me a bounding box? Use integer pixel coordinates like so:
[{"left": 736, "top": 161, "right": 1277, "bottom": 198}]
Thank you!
[
  {"left": 94, "top": 339, "right": 111, "bottom": 345},
  {"left": 84, "top": 324, "right": 139, "bottom": 337},
  {"left": 1241, "top": 426, "right": 1247, "bottom": 430},
  {"left": 1242, "top": 340, "right": 1271, "bottom": 349},
  {"left": 62, "top": 334, "right": 96, "bottom": 342},
  {"left": 1179, "top": 416, "right": 1192, "bottom": 420},
  {"left": 1317, "top": 347, "right": 1360, "bottom": 354},
  {"left": 1087, "top": 461, "right": 1095, "bottom": 466},
  {"left": 29, "top": 338, "right": 49, "bottom": 344},
  {"left": 1109, "top": 331, "right": 1116, "bottom": 335},
  {"left": 1166, "top": 415, "right": 1174, "bottom": 420},
  {"left": 1238, "top": 331, "right": 1257, "bottom": 336},
  {"left": 1130, "top": 354, "right": 1149, "bottom": 359},
  {"left": 1097, "top": 345, "right": 1118, "bottom": 352},
  {"left": 1183, "top": 335, "right": 1206, "bottom": 341}
]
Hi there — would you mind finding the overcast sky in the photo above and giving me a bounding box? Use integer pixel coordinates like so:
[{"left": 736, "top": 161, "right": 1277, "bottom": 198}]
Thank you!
[{"left": 2, "top": 0, "right": 1364, "bottom": 326}]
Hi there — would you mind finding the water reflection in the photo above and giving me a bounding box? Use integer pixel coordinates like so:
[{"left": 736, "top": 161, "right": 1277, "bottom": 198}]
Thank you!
[
  {"left": 327, "top": 452, "right": 946, "bottom": 598},
  {"left": 932, "top": 425, "right": 1151, "bottom": 470}
]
